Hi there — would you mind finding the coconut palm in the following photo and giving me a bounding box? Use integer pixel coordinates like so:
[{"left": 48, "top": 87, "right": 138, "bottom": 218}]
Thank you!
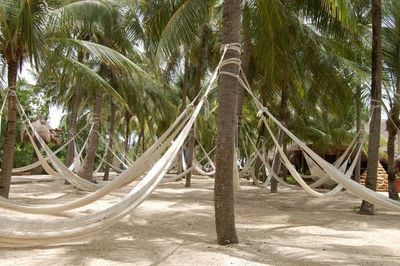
[
  {"left": 360, "top": 0, "right": 383, "bottom": 215},
  {"left": 213, "top": 0, "right": 241, "bottom": 245},
  {"left": 382, "top": 0, "right": 400, "bottom": 200},
  {"left": 0, "top": 0, "right": 55, "bottom": 198}
]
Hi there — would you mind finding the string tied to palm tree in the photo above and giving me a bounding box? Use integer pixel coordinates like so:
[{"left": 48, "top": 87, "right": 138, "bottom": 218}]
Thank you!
[
  {"left": 370, "top": 99, "right": 383, "bottom": 108},
  {"left": 220, "top": 43, "right": 241, "bottom": 54},
  {"left": 218, "top": 43, "right": 242, "bottom": 81},
  {"left": 92, "top": 113, "right": 101, "bottom": 124}
]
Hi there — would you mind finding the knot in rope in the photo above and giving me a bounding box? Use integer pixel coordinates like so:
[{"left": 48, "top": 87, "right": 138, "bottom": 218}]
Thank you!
[
  {"left": 8, "top": 90, "right": 16, "bottom": 97},
  {"left": 257, "top": 106, "right": 269, "bottom": 117},
  {"left": 371, "top": 99, "right": 383, "bottom": 107},
  {"left": 187, "top": 102, "right": 195, "bottom": 111},
  {"left": 218, "top": 43, "right": 242, "bottom": 79},
  {"left": 220, "top": 43, "right": 242, "bottom": 54}
]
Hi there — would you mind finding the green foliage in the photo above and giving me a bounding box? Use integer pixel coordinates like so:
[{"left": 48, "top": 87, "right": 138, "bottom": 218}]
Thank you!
[
  {"left": 13, "top": 143, "right": 34, "bottom": 168},
  {"left": 285, "top": 176, "right": 298, "bottom": 185},
  {"left": 17, "top": 79, "right": 50, "bottom": 119}
]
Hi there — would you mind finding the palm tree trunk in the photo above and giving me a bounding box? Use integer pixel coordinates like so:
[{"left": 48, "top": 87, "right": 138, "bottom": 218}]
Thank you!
[
  {"left": 387, "top": 81, "right": 400, "bottom": 199},
  {"left": 252, "top": 87, "right": 269, "bottom": 181},
  {"left": 176, "top": 55, "right": 190, "bottom": 180},
  {"left": 387, "top": 126, "right": 399, "bottom": 199},
  {"left": 0, "top": 59, "right": 19, "bottom": 198},
  {"left": 136, "top": 124, "right": 143, "bottom": 155},
  {"left": 77, "top": 89, "right": 103, "bottom": 180},
  {"left": 270, "top": 74, "right": 289, "bottom": 193},
  {"left": 237, "top": 3, "right": 252, "bottom": 135},
  {"left": 214, "top": 0, "right": 241, "bottom": 245},
  {"left": 124, "top": 111, "right": 131, "bottom": 161},
  {"left": 104, "top": 99, "right": 116, "bottom": 181},
  {"left": 141, "top": 126, "right": 145, "bottom": 153},
  {"left": 66, "top": 52, "right": 84, "bottom": 168},
  {"left": 185, "top": 59, "right": 202, "bottom": 187},
  {"left": 360, "top": 0, "right": 382, "bottom": 215},
  {"left": 66, "top": 85, "right": 81, "bottom": 168},
  {"left": 354, "top": 85, "right": 362, "bottom": 183}
]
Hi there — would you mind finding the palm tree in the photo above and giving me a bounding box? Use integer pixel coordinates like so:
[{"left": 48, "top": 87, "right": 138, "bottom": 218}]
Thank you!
[
  {"left": 0, "top": 0, "right": 53, "bottom": 198},
  {"left": 214, "top": 0, "right": 241, "bottom": 245},
  {"left": 103, "top": 98, "right": 116, "bottom": 181},
  {"left": 383, "top": 0, "right": 400, "bottom": 200},
  {"left": 360, "top": 0, "right": 382, "bottom": 215}
]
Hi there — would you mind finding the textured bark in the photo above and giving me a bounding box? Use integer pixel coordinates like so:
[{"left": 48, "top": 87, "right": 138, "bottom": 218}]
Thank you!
[
  {"left": 214, "top": 0, "right": 241, "bottom": 245},
  {"left": 185, "top": 130, "right": 195, "bottom": 187},
  {"left": 360, "top": 0, "right": 382, "bottom": 215},
  {"left": 104, "top": 99, "right": 116, "bottom": 181},
  {"left": 176, "top": 55, "right": 190, "bottom": 180},
  {"left": 66, "top": 52, "right": 84, "bottom": 168},
  {"left": 387, "top": 129, "right": 399, "bottom": 199},
  {"left": 124, "top": 111, "right": 131, "bottom": 160},
  {"left": 185, "top": 56, "right": 203, "bottom": 187},
  {"left": 65, "top": 85, "right": 81, "bottom": 167},
  {"left": 354, "top": 86, "right": 362, "bottom": 183},
  {"left": 77, "top": 89, "right": 103, "bottom": 180},
  {"left": 0, "top": 59, "right": 19, "bottom": 198},
  {"left": 141, "top": 127, "right": 145, "bottom": 153},
  {"left": 237, "top": 3, "right": 252, "bottom": 135},
  {"left": 270, "top": 73, "right": 289, "bottom": 193},
  {"left": 387, "top": 80, "right": 400, "bottom": 199}
]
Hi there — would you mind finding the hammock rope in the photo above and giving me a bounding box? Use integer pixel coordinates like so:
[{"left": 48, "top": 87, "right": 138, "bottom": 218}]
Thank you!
[{"left": 0, "top": 44, "right": 233, "bottom": 247}]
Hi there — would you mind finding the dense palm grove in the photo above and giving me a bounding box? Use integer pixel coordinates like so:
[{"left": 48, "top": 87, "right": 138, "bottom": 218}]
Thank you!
[{"left": 0, "top": 0, "right": 398, "bottom": 245}]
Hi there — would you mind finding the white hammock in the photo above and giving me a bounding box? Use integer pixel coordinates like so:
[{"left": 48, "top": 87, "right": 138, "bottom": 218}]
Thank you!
[
  {"left": 239, "top": 71, "right": 400, "bottom": 211},
  {"left": 193, "top": 143, "right": 216, "bottom": 176},
  {"left": 9, "top": 122, "right": 90, "bottom": 174},
  {"left": 0, "top": 42, "right": 227, "bottom": 247},
  {"left": 0, "top": 105, "right": 191, "bottom": 214}
]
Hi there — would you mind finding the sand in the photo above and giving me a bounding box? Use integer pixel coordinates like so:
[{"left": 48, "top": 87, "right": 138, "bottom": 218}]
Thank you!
[{"left": 0, "top": 174, "right": 399, "bottom": 266}]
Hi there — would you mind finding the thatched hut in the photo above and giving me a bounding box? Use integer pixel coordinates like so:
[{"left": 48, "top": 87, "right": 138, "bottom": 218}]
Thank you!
[{"left": 26, "top": 118, "right": 62, "bottom": 174}]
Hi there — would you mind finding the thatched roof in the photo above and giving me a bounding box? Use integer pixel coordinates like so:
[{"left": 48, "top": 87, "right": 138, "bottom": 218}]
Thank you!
[{"left": 31, "top": 118, "right": 61, "bottom": 145}]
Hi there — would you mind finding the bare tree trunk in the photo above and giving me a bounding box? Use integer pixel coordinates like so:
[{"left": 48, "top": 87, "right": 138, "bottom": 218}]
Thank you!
[
  {"left": 185, "top": 56, "right": 203, "bottom": 187},
  {"left": 0, "top": 59, "right": 19, "bottom": 198},
  {"left": 360, "top": 0, "right": 382, "bottom": 215},
  {"left": 387, "top": 81, "right": 400, "bottom": 199},
  {"left": 214, "top": 0, "right": 241, "bottom": 246},
  {"left": 176, "top": 55, "right": 190, "bottom": 181},
  {"left": 66, "top": 52, "right": 84, "bottom": 168},
  {"left": 387, "top": 126, "right": 399, "bottom": 199},
  {"left": 124, "top": 111, "right": 131, "bottom": 162},
  {"left": 354, "top": 85, "right": 362, "bottom": 183},
  {"left": 185, "top": 130, "right": 195, "bottom": 186},
  {"left": 237, "top": 3, "right": 252, "bottom": 135},
  {"left": 270, "top": 74, "right": 289, "bottom": 193},
  {"left": 104, "top": 99, "right": 116, "bottom": 181},
  {"left": 66, "top": 85, "right": 81, "bottom": 168},
  {"left": 141, "top": 125, "right": 145, "bottom": 153},
  {"left": 77, "top": 89, "right": 103, "bottom": 180},
  {"left": 253, "top": 89, "right": 268, "bottom": 181}
]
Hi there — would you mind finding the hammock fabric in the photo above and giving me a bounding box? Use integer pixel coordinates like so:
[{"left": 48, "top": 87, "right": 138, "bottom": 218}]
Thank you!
[{"left": 0, "top": 43, "right": 234, "bottom": 247}]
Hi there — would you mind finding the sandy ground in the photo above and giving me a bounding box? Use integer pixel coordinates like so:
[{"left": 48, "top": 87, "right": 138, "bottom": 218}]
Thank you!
[{"left": 0, "top": 174, "right": 399, "bottom": 266}]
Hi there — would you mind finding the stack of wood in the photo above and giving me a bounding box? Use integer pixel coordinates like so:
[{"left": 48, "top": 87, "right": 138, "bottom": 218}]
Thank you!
[{"left": 360, "top": 162, "right": 388, "bottom": 192}]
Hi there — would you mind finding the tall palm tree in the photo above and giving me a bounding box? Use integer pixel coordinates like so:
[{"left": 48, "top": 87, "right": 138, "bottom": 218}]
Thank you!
[
  {"left": 0, "top": 0, "right": 53, "bottom": 198},
  {"left": 383, "top": 0, "right": 400, "bottom": 200},
  {"left": 360, "top": 0, "right": 382, "bottom": 215},
  {"left": 214, "top": 0, "right": 241, "bottom": 245}
]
